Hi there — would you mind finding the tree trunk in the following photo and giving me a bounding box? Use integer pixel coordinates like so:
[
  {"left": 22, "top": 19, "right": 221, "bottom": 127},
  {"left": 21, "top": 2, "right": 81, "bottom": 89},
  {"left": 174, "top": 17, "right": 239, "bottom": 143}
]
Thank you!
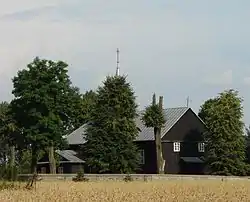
[
  {"left": 154, "top": 127, "right": 160, "bottom": 174},
  {"left": 4, "top": 144, "right": 9, "bottom": 169},
  {"left": 31, "top": 147, "right": 38, "bottom": 174},
  {"left": 48, "top": 146, "right": 56, "bottom": 174},
  {"left": 10, "top": 145, "right": 15, "bottom": 181},
  {"left": 158, "top": 96, "right": 165, "bottom": 174},
  {"left": 158, "top": 128, "right": 165, "bottom": 174}
]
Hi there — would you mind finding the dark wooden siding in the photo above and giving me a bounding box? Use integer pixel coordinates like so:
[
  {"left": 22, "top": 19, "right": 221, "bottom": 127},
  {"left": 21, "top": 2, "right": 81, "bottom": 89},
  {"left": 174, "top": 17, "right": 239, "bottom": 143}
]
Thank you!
[
  {"left": 161, "top": 109, "right": 206, "bottom": 174},
  {"left": 37, "top": 151, "right": 84, "bottom": 174},
  {"left": 162, "top": 142, "right": 179, "bottom": 173},
  {"left": 37, "top": 163, "right": 84, "bottom": 174},
  {"left": 135, "top": 141, "right": 157, "bottom": 174}
]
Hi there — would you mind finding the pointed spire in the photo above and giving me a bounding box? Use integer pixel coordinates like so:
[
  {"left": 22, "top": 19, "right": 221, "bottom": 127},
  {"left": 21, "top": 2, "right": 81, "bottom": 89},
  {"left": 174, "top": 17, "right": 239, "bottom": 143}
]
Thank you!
[{"left": 116, "top": 48, "right": 120, "bottom": 76}]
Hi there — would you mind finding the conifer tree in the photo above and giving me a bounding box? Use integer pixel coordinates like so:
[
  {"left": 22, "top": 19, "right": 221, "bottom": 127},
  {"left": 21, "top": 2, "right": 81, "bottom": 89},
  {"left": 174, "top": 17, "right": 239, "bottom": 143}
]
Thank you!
[{"left": 84, "top": 75, "right": 139, "bottom": 173}]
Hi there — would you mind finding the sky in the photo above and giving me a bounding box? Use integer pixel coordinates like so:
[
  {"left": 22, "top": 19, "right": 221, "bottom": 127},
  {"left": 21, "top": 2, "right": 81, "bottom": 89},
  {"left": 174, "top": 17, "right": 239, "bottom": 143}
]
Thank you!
[{"left": 0, "top": 0, "right": 250, "bottom": 125}]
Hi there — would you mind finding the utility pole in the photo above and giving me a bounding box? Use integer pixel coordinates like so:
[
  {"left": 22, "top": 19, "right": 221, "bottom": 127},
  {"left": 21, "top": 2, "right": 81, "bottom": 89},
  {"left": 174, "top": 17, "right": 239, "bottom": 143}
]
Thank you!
[{"left": 116, "top": 48, "right": 120, "bottom": 76}]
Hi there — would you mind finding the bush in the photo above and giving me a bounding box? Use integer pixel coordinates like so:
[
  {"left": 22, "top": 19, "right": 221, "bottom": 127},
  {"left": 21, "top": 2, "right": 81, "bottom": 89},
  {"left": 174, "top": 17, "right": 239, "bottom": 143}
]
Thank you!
[
  {"left": 0, "top": 165, "right": 19, "bottom": 181},
  {"left": 72, "top": 169, "right": 89, "bottom": 182},
  {"left": 123, "top": 174, "right": 133, "bottom": 182}
]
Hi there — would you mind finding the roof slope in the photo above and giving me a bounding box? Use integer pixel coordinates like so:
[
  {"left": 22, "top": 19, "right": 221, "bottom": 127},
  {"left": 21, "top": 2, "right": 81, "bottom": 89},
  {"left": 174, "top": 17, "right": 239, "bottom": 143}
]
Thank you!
[
  {"left": 67, "top": 124, "right": 87, "bottom": 145},
  {"left": 66, "top": 107, "right": 189, "bottom": 144},
  {"left": 136, "top": 107, "right": 189, "bottom": 141},
  {"left": 38, "top": 150, "right": 85, "bottom": 164},
  {"left": 55, "top": 150, "right": 85, "bottom": 163}
]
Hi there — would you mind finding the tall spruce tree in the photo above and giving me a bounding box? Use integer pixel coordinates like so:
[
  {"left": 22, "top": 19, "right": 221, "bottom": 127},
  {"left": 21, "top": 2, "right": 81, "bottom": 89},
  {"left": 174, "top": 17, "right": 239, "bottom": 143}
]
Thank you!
[
  {"left": 84, "top": 75, "right": 139, "bottom": 173},
  {"left": 199, "top": 89, "right": 248, "bottom": 176}
]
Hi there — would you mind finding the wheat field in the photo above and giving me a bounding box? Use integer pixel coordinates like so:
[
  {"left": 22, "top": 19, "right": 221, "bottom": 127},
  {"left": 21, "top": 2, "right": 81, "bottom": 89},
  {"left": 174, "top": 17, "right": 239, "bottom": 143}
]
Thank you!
[{"left": 0, "top": 180, "right": 249, "bottom": 201}]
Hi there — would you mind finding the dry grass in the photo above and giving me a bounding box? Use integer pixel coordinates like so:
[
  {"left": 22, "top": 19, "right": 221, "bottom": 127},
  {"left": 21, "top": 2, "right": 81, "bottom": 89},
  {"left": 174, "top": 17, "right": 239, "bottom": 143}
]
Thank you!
[{"left": 0, "top": 180, "right": 249, "bottom": 201}]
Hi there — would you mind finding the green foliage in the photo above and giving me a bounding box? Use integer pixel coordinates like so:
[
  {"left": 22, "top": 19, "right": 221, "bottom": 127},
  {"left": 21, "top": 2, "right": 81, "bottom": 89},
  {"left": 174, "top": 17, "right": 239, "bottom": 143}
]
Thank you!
[
  {"left": 10, "top": 57, "right": 82, "bottom": 172},
  {"left": 246, "top": 125, "right": 250, "bottom": 144},
  {"left": 141, "top": 93, "right": 165, "bottom": 128},
  {"left": 0, "top": 102, "right": 9, "bottom": 165},
  {"left": 199, "top": 89, "right": 248, "bottom": 176},
  {"left": 15, "top": 148, "right": 44, "bottom": 174},
  {"left": 0, "top": 103, "right": 20, "bottom": 180},
  {"left": 18, "top": 149, "right": 32, "bottom": 174},
  {"left": 123, "top": 174, "right": 133, "bottom": 182},
  {"left": 0, "top": 164, "right": 19, "bottom": 181},
  {"left": 0, "top": 102, "right": 9, "bottom": 134},
  {"left": 72, "top": 168, "right": 89, "bottom": 182},
  {"left": 0, "top": 102, "right": 19, "bottom": 159},
  {"left": 84, "top": 75, "right": 139, "bottom": 173},
  {"left": 75, "top": 90, "right": 97, "bottom": 127}
]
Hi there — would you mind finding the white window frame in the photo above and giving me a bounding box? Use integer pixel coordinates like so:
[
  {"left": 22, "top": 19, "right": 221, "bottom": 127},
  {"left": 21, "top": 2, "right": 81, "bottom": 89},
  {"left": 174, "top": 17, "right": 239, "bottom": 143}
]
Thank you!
[
  {"left": 138, "top": 149, "right": 145, "bottom": 164},
  {"left": 173, "top": 142, "right": 180, "bottom": 152},
  {"left": 198, "top": 142, "right": 205, "bottom": 152}
]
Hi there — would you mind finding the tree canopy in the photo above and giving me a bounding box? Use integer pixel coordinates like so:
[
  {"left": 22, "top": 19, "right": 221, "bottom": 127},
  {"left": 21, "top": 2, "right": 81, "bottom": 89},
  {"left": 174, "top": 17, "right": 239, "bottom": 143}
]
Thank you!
[
  {"left": 10, "top": 57, "right": 83, "bottom": 172},
  {"left": 199, "top": 89, "right": 248, "bottom": 176},
  {"left": 76, "top": 90, "right": 97, "bottom": 127},
  {"left": 141, "top": 93, "right": 165, "bottom": 129},
  {"left": 0, "top": 102, "right": 10, "bottom": 164},
  {"left": 84, "top": 75, "right": 139, "bottom": 173},
  {"left": 0, "top": 102, "right": 10, "bottom": 143},
  {"left": 246, "top": 125, "right": 250, "bottom": 142}
]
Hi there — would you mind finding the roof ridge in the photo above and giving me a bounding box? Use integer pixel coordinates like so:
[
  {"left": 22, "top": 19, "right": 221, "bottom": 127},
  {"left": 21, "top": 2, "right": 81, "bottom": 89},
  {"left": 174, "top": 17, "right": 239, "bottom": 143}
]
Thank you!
[
  {"left": 163, "top": 107, "right": 188, "bottom": 110},
  {"left": 137, "top": 106, "right": 189, "bottom": 113},
  {"left": 161, "top": 107, "right": 189, "bottom": 137}
]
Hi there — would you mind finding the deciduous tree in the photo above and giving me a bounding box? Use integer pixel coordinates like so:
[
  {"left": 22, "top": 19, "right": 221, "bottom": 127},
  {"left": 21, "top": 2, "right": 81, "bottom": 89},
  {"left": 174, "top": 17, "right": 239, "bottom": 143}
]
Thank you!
[
  {"left": 0, "top": 102, "right": 10, "bottom": 164},
  {"left": 10, "top": 57, "right": 82, "bottom": 173},
  {"left": 199, "top": 89, "right": 248, "bottom": 175},
  {"left": 75, "top": 90, "right": 97, "bottom": 127}
]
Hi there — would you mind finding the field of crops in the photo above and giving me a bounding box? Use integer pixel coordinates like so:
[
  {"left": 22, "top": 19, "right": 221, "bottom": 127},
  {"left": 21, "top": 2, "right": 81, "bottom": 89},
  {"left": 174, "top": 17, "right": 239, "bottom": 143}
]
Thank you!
[{"left": 0, "top": 180, "right": 249, "bottom": 201}]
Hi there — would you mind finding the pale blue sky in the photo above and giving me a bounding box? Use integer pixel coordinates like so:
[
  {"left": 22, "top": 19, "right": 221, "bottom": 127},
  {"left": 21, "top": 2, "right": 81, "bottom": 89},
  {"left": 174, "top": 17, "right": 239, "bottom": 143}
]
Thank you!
[{"left": 0, "top": 0, "right": 250, "bottom": 126}]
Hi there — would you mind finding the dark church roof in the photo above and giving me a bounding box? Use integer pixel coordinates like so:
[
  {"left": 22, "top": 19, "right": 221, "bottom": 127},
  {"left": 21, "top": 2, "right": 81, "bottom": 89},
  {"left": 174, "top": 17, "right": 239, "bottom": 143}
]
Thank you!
[
  {"left": 136, "top": 107, "right": 189, "bottom": 141},
  {"left": 67, "top": 125, "right": 87, "bottom": 145},
  {"left": 38, "top": 150, "right": 85, "bottom": 164},
  {"left": 66, "top": 107, "right": 193, "bottom": 144}
]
